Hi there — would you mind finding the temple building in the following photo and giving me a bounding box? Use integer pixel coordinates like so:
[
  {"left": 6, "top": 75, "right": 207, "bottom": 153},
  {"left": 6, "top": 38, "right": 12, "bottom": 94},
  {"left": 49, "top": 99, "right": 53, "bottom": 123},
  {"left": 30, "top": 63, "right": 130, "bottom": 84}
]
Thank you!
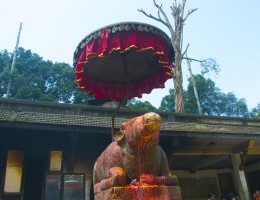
[{"left": 0, "top": 98, "right": 259, "bottom": 200}]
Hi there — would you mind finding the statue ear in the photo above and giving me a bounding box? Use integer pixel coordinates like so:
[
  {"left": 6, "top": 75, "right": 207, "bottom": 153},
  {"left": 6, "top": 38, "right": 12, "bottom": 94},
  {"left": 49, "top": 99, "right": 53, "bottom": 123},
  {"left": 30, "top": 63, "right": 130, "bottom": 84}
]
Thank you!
[{"left": 113, "top": 130, "right": 125, "bottom": 142}]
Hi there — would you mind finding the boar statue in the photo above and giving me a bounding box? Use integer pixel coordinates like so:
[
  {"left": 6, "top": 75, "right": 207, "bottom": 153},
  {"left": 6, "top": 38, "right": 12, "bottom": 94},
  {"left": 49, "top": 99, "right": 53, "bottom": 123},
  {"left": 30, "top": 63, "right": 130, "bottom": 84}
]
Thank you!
[{"left": 93, "top": 112, "right": 179, "bottom": 195}]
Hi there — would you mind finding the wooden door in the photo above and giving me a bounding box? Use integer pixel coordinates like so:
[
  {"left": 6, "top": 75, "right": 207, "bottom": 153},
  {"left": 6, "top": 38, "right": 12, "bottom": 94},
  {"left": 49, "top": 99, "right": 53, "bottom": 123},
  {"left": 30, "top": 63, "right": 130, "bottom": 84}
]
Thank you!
[{"left": 23, "top": 159, "right": 45, "bottom": 200}]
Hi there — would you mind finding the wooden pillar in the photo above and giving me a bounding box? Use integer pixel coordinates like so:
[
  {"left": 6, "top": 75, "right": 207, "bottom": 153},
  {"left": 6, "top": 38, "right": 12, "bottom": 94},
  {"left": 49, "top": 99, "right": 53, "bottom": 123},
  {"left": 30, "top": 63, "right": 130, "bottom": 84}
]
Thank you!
[
  {"left": 85, "top": 175, "right": 92, "bottom": 200},
  {"left": 82, "top": 159, "right": 94, "bottom": 200},
  {"left": 231, "top": 153, "right": 250, "bottom": 200}
]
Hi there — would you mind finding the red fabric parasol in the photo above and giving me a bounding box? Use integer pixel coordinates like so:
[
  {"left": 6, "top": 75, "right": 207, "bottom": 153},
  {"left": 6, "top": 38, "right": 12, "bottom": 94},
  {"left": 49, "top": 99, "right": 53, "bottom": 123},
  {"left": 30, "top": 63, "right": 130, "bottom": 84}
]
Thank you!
[{"left": 73, "top": 22, "right": 174, "bottom": 102}]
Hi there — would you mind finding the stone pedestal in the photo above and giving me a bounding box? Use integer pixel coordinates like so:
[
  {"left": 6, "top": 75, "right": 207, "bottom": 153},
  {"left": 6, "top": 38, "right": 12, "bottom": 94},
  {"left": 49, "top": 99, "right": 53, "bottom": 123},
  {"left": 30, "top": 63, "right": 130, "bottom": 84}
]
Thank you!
[{"left": 95, "top": 186, "right": 182, "bottom": 200}]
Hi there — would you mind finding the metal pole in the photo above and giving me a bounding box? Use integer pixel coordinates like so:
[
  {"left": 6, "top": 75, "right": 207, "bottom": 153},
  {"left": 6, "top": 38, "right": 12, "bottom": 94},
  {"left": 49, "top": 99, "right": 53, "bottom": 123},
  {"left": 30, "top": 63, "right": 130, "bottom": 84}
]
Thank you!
[{"left": 5, "top": 22, "right": 22, "bottom": 98}]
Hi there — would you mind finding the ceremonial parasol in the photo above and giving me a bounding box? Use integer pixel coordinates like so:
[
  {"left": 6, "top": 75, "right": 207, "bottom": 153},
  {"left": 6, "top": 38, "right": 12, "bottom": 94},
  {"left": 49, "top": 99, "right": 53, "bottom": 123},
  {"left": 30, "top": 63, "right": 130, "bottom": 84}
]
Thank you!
[{"left": 73, "top": 22, "right": 174, "bottom": 138}]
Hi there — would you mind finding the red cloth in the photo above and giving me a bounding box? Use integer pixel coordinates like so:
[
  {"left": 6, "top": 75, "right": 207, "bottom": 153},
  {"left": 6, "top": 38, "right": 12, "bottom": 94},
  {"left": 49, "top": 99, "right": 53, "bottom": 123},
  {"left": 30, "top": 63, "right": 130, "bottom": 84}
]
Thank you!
[{"left": 75, "top": 25, "right": 174, "bottom": 101}]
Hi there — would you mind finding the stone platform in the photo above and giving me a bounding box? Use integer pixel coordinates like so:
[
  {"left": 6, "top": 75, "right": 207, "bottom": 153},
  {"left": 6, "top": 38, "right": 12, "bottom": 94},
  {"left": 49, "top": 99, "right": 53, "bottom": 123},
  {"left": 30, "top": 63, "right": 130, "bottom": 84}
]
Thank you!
[{"left": 95, "top": 186, "right": 182, "bottom": 200}]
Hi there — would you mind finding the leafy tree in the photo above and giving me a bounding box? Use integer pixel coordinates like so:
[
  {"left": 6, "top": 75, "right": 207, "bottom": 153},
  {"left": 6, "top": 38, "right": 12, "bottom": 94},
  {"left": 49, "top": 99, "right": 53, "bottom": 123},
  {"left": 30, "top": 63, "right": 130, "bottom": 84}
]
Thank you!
[
  {"left": 0, "top": 50, "right": 12, "bottom": 96},
  {"left": 186, "top": 75, "right": 248, "bottom": 117},
  {"left": 159, "top": 88, "right": 175, "bottom": 112},
  {"left": 185, "top": 54, "right": 220, "bottom": 114},
  {"left": 0, "top": 48, "right": 90, "bottom": 103},
  {"left": 160, "top": 74, "right": 248, "bottom": 117},
  {"left": 185, "top": 74, "right": 222, "bottom": 115},
  {"left": 248, "top": 103, "right": 260, "bottom": 119},
  {"left": 126, "top": 98, "right": 158, "bottom": 111},
  {"left": 220, "top": 93, "right": 248, "bottom": 117},
  {"left": 73, "top": 90, "right": 91, "bottom": 104}
]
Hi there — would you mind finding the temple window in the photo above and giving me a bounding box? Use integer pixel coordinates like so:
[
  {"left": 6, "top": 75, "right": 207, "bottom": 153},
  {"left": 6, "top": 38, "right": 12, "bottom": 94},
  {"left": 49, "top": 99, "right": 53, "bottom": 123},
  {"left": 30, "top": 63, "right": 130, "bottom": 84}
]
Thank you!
[{"left": 4, "top": 150, "right": 24, "bottom": 193}]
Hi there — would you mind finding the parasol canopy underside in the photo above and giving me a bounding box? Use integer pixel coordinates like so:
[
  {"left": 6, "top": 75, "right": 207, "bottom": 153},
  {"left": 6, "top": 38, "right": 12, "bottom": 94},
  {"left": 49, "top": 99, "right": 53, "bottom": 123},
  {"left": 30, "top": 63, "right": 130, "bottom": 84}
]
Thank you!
[
  {"left": 74, "top": 22, "right": 175, "bottom": 101},
  {"left": 84, "top": 49, "right": 161, "bottom": 83}
]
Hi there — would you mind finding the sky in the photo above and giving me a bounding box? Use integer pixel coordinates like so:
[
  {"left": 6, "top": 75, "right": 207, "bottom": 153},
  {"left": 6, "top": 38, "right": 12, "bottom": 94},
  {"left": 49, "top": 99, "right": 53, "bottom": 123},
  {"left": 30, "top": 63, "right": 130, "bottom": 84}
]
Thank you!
[{"left": 0, "top": 0, "right": 260, "bottom": 109}]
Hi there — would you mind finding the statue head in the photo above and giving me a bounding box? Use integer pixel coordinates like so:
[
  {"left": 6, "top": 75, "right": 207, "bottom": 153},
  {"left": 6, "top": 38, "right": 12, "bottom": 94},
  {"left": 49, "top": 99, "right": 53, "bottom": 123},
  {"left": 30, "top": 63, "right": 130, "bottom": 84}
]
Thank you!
[{"left": 114, "top": 112, "right": 161, "bottom": 148}]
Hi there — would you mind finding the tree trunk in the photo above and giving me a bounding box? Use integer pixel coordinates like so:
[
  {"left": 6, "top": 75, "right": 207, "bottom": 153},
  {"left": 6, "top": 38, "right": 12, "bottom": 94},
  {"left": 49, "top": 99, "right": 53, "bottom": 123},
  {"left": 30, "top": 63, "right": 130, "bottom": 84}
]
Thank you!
[
  {"left": 138, "top": 0, "right": 198, "bottom": 113},
  {"left": 5, "top": 22, "right": 22, "bottom": 98},
  {"left": 173, "top": 48, "right": 184, "bottom": 113},
  {"left": 172, "top": 12, "right": 185, "bottom": 113},
  {"left": 187, "top": 57, "right": 202, "bottom": 114}
]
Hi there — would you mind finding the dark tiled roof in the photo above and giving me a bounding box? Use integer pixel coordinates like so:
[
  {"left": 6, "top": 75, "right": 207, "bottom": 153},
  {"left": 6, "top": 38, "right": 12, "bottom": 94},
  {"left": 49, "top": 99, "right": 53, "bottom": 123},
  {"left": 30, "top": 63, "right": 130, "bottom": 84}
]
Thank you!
[
  {"left": 0, "top": 98, "right": 260, "bottom": 137},
  {"left": 0, "top": 110, "right": 125, "bottom": 128}
]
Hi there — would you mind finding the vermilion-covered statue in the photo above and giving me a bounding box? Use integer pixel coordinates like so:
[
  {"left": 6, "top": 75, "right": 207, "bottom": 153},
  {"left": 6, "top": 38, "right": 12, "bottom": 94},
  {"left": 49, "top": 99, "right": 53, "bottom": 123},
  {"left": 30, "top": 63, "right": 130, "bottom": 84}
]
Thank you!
[{"left": 93, "top": 112, "right": 179, "bottom": 195}]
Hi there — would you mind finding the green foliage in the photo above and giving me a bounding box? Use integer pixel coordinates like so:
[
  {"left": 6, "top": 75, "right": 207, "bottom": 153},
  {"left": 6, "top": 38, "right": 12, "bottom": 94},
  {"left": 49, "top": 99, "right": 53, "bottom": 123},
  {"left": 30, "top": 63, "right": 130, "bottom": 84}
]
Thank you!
[
  {"left": 126, "top": 98, "right": 158, "bottom": 111},
  {"left": 185, "top": 75, "right": 248, "bottom": 117},
  {"left": 160, "top": 74, "right": 249, "bottom": 117},
  {"left": 221, "top": 93, "right": 248, "bottom": 117},
  {"left": 0, "top": 48, "right": 90, "bottom": 103},
  {"left": 248, "top": 103, "right": 260, "bottom": 119},
  {"left": 0, "top": 50, "right": 12, "bottom": 95},
  {"left": 185, "top": 74, "right": 222, "bottom": 115},
  {"left": 200, "top": 58, "right": 220, "bottom": 75},
  {"left": 159, "top": 88, "right": 175, "bottom": 112}
]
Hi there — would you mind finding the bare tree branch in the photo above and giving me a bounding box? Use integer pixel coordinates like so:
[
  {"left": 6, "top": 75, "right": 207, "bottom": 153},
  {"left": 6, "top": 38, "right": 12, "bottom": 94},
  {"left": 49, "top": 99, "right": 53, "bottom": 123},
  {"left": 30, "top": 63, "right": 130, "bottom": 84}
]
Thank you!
[
  {"left": 157, "top": 11, "right": 164, "bottom": 22},
  {"left": 186, "top": 51, "right": 202, "bottom": 115},
  {"left": 182, "top": 43, "right": 189, "bottom": 57},
  {"left": 170, "top": 4, "right": 181, "bottom": 18},
  {"left": 152, "top": 0, "right": 175, "bottom": 36},
  {"left": 180, "top": 0, "right": 187, "bottom": 51},
  {"left": 170, "top": 3, "right": 183, "bottom": 49},
  {"left": 183, "top": 8, "right": 198, "bottom": 22},
  {"left": 183, "top": 57, "right": 206, "bottom": 63},
  {"left": 181, "top": 0, "right": 187, "bottom": 19},
  {"left": 184, "top": 57, "right": 220, "bottom": 75},
  {"left": 138, "top": 8, "right": 169, "bottom": 27}
]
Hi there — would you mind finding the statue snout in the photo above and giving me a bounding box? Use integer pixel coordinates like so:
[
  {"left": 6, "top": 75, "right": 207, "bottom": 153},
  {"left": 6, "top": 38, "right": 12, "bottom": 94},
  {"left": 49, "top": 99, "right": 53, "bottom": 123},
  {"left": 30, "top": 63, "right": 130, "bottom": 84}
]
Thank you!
[{"left": 144, "top": 112, "right": 161, "bottom": 131}]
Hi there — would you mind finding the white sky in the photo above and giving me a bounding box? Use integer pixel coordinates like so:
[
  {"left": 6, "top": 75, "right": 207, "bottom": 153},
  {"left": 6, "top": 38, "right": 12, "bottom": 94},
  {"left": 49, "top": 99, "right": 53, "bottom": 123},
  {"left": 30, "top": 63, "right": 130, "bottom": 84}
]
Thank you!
[{"left": 0, "top": 0, "right": 260, "bottom": 109}]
